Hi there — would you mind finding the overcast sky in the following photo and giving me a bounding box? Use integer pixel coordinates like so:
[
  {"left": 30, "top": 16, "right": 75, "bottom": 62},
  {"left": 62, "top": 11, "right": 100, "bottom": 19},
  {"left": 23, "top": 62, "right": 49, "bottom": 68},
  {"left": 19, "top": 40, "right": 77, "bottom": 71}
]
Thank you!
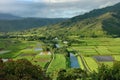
[{"left": 0, "top": 0, "right": 119, "bottom": 18}]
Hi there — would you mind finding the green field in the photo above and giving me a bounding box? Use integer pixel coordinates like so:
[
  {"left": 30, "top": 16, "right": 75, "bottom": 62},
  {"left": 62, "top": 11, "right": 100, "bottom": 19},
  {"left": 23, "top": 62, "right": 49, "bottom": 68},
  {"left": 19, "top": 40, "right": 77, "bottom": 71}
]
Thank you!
[
  {"left": 0, "top": 38, "right": 120, "bottom": 73},
  {"left": 33, "top": 54, "right": 51, "bottom": 68},
  {"left": 84, "top": 57, "right": 98, "bottom": 72},
  {"left": 113, "top": 55, "right": 120, "bottom": 61},
  {"left": 0, "top": 39, "right": 52, "bottom": 69},
  {"left": 69, "top": 38, "right": 120, "bottom": 71},
  {"left": 77, "top": 56, "right": 84, "bottom": 70},
  {"left": 47, "top": 54, "right": 66, "bottom": 73}
]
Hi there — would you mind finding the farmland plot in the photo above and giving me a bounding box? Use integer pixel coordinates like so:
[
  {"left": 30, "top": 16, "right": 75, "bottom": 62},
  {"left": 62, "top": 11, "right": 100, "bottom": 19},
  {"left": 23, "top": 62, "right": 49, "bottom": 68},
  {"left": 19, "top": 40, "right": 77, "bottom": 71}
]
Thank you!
[
  {"left": 84, "top": 57, "right": 98, "bottom": 72},
  {"left": 113, "top": 55, "right": 120, "bottom": 61},
  {"left": 33, "top": 54, "right": 51, "bottom": 68},
  {"left": 93, "top": 56, "right": 114, "bottom": 62},
  {"left": 47, "top": 54, "right": 66, "bottom": 73}
]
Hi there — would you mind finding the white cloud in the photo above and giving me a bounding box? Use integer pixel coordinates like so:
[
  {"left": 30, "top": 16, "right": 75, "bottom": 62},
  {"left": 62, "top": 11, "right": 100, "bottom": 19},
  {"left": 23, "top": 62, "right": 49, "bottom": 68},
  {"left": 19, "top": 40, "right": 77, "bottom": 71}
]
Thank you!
[
  {"left": 0, "top": 0, "right": 119, "bottom": 18},
  {"left": 49, "top": 0, "right": 79, "bottom": 3},
  {"left": 33, "top": 0, "right": 79, "bottom": 3}
]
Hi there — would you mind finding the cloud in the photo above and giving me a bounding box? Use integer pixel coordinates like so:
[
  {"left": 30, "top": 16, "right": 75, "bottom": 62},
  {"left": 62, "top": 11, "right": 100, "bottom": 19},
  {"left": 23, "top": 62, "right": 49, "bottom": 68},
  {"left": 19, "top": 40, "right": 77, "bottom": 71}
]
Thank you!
[{"left": 0, "top": 0, "right": 119, "bottom": 18}]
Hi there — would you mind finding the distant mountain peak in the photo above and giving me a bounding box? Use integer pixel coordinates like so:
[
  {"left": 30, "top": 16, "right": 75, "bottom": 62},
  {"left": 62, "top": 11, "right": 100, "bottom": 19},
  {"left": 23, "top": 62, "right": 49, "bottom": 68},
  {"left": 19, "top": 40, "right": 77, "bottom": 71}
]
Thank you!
[{"left": 0, "top": 13, "right": 21, "bottom": 20}]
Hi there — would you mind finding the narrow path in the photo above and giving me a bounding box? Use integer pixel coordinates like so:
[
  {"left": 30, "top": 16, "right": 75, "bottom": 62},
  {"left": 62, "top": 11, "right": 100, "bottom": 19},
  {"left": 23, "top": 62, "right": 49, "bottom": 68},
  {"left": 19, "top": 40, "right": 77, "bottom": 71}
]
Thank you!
[
  {"left": 71, "top": 48, "right": 92, "bottom": 72},
  {"left": 79, "top": 54, "right": 91, "bottom": 72},
  {"left": 46, "top": 50, "right": 55, "bottom": 73}
]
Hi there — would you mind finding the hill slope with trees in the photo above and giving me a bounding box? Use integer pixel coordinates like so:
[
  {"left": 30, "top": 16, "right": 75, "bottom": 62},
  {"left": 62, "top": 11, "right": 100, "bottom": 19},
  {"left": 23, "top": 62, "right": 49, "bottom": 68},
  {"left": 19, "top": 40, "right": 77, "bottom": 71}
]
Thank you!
[
  {"left": 0, "top": 17, "right": 67, "bottom": 32},
  {"left": 26, "top": 2, "right": 120, "bottom": 38}
]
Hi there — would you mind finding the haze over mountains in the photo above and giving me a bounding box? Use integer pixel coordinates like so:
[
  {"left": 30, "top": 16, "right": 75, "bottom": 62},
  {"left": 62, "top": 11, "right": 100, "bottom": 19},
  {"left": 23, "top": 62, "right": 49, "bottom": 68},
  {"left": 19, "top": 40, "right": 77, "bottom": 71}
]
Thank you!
[
  {"left": 0, "top": 13, "right": 68, "bottom": 32},
  {"left": 0, "top": 13, "right": 21, "bottom": 20},
  {"left": 0, "top": 2, "right": 120, "bottom": 37},
  {"left": 28, "top": 2, "right": 119, "bottom": 38}
]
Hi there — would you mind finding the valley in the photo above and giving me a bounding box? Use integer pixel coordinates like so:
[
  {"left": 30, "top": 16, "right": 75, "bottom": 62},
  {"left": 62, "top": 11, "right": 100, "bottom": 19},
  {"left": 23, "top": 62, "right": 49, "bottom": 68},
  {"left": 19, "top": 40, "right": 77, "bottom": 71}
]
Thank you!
[
  {"left": 0, "top": 37, "right": 120, "bottom": 73},
  {"left": 0, "top": 2, "right": 120, "bottom": 80}
]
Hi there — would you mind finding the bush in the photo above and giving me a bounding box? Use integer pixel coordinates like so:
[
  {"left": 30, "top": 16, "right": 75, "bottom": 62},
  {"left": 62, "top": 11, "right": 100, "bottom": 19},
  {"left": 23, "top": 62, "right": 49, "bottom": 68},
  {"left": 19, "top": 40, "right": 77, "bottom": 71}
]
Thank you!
[{"left": 0, "top": 59, "right": 51, "bottom": 80}]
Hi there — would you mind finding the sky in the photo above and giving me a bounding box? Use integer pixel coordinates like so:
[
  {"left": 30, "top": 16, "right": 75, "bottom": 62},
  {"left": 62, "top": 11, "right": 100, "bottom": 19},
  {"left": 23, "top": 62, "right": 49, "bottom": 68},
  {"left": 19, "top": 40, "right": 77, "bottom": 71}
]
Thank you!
[{"left": 0, "top": 0, "right": 119, "bottom": 18}]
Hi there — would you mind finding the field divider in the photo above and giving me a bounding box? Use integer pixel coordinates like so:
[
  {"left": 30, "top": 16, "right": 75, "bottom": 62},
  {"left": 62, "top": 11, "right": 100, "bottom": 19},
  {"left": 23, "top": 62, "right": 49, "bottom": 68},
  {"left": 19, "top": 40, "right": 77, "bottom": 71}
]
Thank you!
[
  {"left": 94, "top": 47, "right": 100, "bottom": 55},
  {"left": 46, "top": 51, "right": 55, "bottom": 73},
  {"left": 80, "top": 55, "right": 92, "bottom": 72}
]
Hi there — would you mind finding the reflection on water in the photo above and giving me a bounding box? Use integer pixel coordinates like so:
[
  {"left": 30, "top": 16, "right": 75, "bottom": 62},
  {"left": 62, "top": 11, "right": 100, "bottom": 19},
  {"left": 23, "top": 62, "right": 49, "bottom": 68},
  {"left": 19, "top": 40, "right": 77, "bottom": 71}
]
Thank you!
[{"left": 70, "top": 53, "right": 80, "bottom": 68}]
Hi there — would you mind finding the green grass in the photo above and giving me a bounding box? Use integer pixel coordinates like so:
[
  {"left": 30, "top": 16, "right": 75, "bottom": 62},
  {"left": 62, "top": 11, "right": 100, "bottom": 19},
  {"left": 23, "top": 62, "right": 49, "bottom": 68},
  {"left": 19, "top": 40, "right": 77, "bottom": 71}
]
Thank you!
[
  {"left": 95, "top": 46, "right": 111, "bottom": 55},
  {"left": 69, "top": 38, "right": 120, "bottom": 70},
  {"left": 113, "top": 55, "right": 120, "bottom": 61},
  {"left": 84, "top": 57, "right": 98, "bottom": 72},
  {"left": 99, "top": 62, "right": 113, "bottom": 67},
  {"left": 1, "top": 38, "right": 120, "bottom": 73},
  {"left": 47, "top": 54, "right": 66, "bottom": 73},
  {"left": 0, "top": 39, "right": 42, "bottom": 58},
  {"left": 33, "top": 54, "right": 52, "bottom": 68},
  {"left": 77, "top": 56, "right": 84, "bottom": 70},
  {"left": 107, "top": 46, "right": 120, "bottom": 54},
  {"left": 15, "top": 56, "right": 34, "bottom": 61}
]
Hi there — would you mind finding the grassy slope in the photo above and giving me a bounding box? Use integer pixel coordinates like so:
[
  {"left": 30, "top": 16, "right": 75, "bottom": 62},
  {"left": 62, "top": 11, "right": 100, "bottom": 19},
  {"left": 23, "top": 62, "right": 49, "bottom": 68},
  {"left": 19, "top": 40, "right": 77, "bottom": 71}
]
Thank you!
[{"left": 19, "top": 11, "right": 120, "bottom": 38}]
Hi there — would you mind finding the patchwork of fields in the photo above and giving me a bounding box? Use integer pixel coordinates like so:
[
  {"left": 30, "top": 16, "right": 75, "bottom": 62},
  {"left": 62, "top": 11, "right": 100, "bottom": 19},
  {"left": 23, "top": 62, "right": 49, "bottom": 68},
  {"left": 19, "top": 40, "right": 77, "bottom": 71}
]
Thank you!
[
  {"left": 69, "top": 38, "right": 120, "bottom": 72},
  {"left": 0, "top": 38, "right": 120, "bottom": 73},
  {"left": 0, "top": 39, "right": 52, "bottom": 69}
]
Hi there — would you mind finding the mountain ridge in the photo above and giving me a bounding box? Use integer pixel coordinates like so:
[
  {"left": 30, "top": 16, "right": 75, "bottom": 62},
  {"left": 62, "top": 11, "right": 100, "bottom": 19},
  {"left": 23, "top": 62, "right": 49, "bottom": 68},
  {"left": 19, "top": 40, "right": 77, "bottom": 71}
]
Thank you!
[
  {"left": 1, "top": 2, "right": 120, "bottom": 38},
  {"left": 0, "top": 13, "right": 21, "bottom": 20},
  {"left": 25, "top": 2, "right": 120, "bottom": 38},
  {"left": 0, "top": 18, "right": 68, "bottom": 32}
]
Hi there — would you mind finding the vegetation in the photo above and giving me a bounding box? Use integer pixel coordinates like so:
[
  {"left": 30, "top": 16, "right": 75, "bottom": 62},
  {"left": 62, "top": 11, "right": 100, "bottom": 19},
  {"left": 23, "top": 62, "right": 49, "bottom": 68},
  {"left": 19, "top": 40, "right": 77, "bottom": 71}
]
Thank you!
[
  {"left": 3, "top": 2, "right": 119, "bottom": 38},
  {"left": 0, "top": 2, "right": 120, "bottom": 80},
  {"left": 84, "top": 57, "right": 98, "bottom": 72},
  {"left": 57, "top": 68, "right": 87, "bottom": 80},
  {"left": 0, "top": 59, "right": 51, "bottom": 80},
  {"left": 47, "top": 54, "right": 66, "bottom": 73},
  {"left": 0, "top": 18, "right": 67, "bottom": 32},
  {"left": 91, "top": 61, "right": 120, "bottom": 80}
]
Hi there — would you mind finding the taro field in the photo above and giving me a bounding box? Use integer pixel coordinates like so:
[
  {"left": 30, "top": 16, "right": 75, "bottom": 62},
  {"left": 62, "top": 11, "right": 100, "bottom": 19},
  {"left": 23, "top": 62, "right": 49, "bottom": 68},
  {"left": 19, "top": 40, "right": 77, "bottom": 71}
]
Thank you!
[
  {"left": 0, "top": 38, "right": 120, "bottom": 73},
  {"left": 68, "top": 38, "right": 120, "bottom": 72},
  {"left": 0, "top": 39, "right": 52, "bottom": 69}
]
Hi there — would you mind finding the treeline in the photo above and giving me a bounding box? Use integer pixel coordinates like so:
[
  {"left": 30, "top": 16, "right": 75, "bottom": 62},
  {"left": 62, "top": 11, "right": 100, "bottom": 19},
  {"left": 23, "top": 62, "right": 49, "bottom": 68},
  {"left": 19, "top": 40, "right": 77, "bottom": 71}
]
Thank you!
[
  {"left": 0, "top": 59, "right": 120, "bottom": 80},
  {"left": 0, "top": 18, "right": 67, "bottom": 32},
  {"left": 0, "top": 59, "right": 51, "bottom": 80}
]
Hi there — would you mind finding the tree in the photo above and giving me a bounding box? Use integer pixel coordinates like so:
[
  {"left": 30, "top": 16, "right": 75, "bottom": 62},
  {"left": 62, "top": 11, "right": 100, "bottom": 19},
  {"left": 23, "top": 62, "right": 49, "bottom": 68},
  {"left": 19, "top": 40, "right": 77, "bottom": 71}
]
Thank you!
[
  {"left": 57, "top": 68, "right": 87, "bottom": 80},
  {"left": 0, "top": 59, "right": 51, "bottom": 80},
  {"left": 91, "top": 61, "right": 120, "bottom": 80}
]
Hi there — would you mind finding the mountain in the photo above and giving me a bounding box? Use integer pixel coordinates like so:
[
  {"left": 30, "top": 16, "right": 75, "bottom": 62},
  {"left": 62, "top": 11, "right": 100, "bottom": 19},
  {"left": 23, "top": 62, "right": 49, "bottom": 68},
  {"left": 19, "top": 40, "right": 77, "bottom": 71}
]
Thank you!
[
  {"left": 26, "top": 2, "right": 120, "bottom": 38},
  {"left": 0, "top": 18, "right": 68, "bottom": 32},
  {"left": 1, "top": 2, "right": 120, "bottom": 38},
  {"left": 0, "top": 13, "right": 21, "bottom": 20},
  {"left": 60, "top": 2, "right": 120, "bottom": 27}
]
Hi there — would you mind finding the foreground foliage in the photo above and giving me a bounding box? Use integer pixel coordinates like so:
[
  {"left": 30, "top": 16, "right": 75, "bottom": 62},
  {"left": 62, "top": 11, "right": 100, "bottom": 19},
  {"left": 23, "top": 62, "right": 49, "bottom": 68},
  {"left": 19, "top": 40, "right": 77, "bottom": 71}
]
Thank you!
[
  {"left": 0, "top": 59, "right": 51, "bottom": 80},
  {"left": 0, "top": 59, "right": 120, "bottom": 80},
  {"left": 57, "top": 68, "right": 87, "bottom": 80},
  {"left": 91, "top": 61, "right": 120, "bottom": 80}
]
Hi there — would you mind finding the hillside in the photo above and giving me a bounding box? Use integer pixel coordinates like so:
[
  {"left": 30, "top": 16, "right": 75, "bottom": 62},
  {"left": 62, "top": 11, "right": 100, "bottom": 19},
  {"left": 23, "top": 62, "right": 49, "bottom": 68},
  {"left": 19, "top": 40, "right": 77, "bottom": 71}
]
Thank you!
[
  {"left": 59, "top": 2, "right": 120, "bottom": 27},
  {"left": 1, "top": 2, "right": 120, "bottom": 37},
  {"left": 24, "top": 2, "right": 120, "bottom": 38},
  {"left": 0, "top": 13, "right": 21, "bottom": 20},
  {"left": 0, "top": 18, "right": 67, "bottom": 32}
]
